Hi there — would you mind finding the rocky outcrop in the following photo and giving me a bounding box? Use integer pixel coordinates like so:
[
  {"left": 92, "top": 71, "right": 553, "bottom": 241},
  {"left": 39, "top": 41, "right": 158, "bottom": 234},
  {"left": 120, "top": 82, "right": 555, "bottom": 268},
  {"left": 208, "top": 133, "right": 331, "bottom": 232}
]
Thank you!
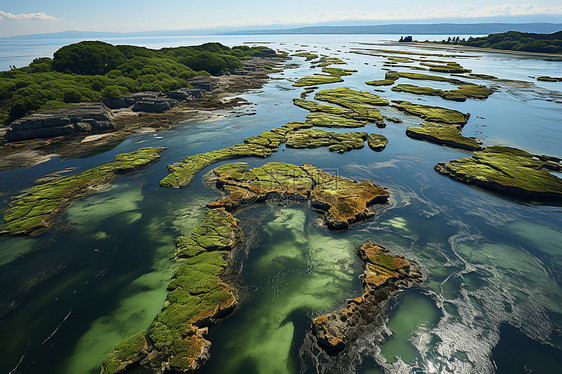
[
  {"left": 189, "top": 76, "right": 220, "bottom": 91},
  {"left": 435, "top": 146, "right": 562, "bottom": 200},
  {"left": 311, "top": 241, "right": 422, "bottom": 354},
  {"left": 4, "top": 102, "right": 114, "bottom": 141},
  {"left": 207, "top": 162, "right": 389, "bottom": 230},
  {"left": 132, "top": 96, "right": 179, "bottom": 113}
]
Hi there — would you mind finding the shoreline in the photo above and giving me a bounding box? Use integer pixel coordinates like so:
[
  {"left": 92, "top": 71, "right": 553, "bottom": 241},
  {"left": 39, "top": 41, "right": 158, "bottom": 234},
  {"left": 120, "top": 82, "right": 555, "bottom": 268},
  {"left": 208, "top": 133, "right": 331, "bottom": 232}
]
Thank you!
[{"left": 0, "top": 55, "right": 286, "bottom": 172}]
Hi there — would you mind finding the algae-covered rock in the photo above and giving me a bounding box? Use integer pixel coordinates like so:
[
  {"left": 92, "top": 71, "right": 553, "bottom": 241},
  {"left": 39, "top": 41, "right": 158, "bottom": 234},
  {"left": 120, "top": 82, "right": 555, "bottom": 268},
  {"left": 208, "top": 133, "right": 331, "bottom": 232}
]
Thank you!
[
  {"left": 293, "top": 74, "right": 343, "bottom": 87},
  {"left": 396, "top": 71, "right": 467, "bottom": 84},
  {"left": 103, "top": 207, "right": 241, "bottom": 373},
  {"left": 392, "top": 100, "right": 469, "bottom": 124},
  {"left": 393, "top": 83, "right": 493, "bottom": 102},
  {"left": 305, "top": 113, "right": 366, "bottom": 128},
  {"left": 435, "top": 146, "right": 562, "bottom": 200},
  {"left": 314, "top": 87, "right": 388, "bottom": 125},
  {"left": 293, "top": 52, "right": 319, "bottom": 61},
  {"left": 160, "top": 143, "right": 275, "bottom": 189},
  {"left": 0, "top": 147, "right": 166, "bottom": 236},
  {"left": 367, "top": 134, "right": 389, "bottom": 151},
  {"left": 311, "top": 241, "right": 422, "bottom": 354},
  {"left": 321, "top": 67, "right": 356, "bottom": 76},
  {"left": 100, "top": 332, "right": 148, "bottom": 374},
  {"left": 420, "top": 61, "right": 471, "bottom": 73},
  {"left": 286, "top": 128, "right": 368, "bottom": 153},
  {"left": 406, "top": 122, "right": 482, "bottom": 151},
  {"left": 208, "top": 162, "right": 389, "bottom": 229},
  {"left": 314, "top": 56, "right": 347, "bottom": 67},
  {"left": 365, "top": 79, "right": 396, "bottom": 86}
]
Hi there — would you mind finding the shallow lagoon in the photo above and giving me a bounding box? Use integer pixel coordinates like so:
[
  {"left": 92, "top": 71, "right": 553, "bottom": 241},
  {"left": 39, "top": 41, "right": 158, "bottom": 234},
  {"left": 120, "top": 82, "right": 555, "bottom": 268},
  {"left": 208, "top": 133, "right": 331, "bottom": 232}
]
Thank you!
[{"left": 0, "top": 35, "right": 561, "bottom": 373}]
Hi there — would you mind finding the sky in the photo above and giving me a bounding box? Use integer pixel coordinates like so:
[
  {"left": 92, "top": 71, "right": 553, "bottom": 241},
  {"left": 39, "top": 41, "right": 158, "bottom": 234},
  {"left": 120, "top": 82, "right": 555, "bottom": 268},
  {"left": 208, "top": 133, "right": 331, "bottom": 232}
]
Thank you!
[{"left": 1, "top": 0, "right": 562, "bottom": 37}]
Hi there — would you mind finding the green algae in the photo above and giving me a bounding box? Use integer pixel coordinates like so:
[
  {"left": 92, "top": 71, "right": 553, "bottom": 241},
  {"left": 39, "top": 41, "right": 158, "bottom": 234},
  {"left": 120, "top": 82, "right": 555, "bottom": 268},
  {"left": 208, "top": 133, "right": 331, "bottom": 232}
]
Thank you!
[
  {"left": 321, "top": 67, "right": 356, "bottom": 76},
  {"left": 435, "top": 146, "right": 562, "bottom": 200},
  {"left": 300, "top": 87, "right": 316, "bottom": 99},
  {"left": 314, "top": 87, "right": 388, "bottom": 125},
  {"left": 100, "top": 332, "right": 147, "bottom": 374},
  {"left": 293, "top": 98, "right": 358, "bottom": 118},
  {"left": 366, "top": 79, "right": 396, "bottom": 86},
  {"left": 292, "top": 52, "right": 319, "bottom": 61},
  {"left": 305, "top": 112, "right": 366, "bottom": 128},
  {"left": 420, "top": 61, "right": 471, "bottom": 73},
  {"left": 384, "top": 116, "right": 402, "bottom": 123},
  {"left": 286, "top": 128, "right": 368, "bottom": 153},
  {"left": 367, "top": 133, "right": 389, "bottom": 151},
  {"left": 392, "top": 101, "right": 469, "bottom": 124},
  {"left": 392, "top": 83, "right": 493, "bottom": 102},
  {"left": 314, "top": 56, "right": 347, "bottom": 67},
  {"left": 406, "top": 122, "right": 482, "bottom": 151},
  {"left": 0, "top": 147, "right": 166, "bottom": 237},
  {"left": 160, "top": 143, "right": 275, "bottom": 189},
  {"left": 293, "top": 74, "right": 343, "bottom": 87},
  {"left": 396, "top": 71, "right": 467, "bottom": 85}
]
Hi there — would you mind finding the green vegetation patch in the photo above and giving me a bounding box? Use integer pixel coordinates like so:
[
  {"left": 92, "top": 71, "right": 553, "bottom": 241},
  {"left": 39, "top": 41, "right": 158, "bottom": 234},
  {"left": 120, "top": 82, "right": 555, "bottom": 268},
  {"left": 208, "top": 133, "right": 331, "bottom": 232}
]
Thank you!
[
  {"left": 314, "top": 56, "right": 347, "bottom": 67},
  {"left": 286, "top": 128, "right": 368, "bottom": 153},
  {"left": 314, "top": 87, "right": 388, "bottom": 123},
  {"left": 442, "top": 31, "right": 562, "bottom": 54},
  {"left": 305, "top": 112, "right": 366, "bottom": 128},
  {"left": 293, "top": 74, "right": 343, "bottom": 87},
  {"left": 396, "top": 71, "right": 467, "bottom": 84},
  {"left": 100, "top": 332, "right": 147, "bottom": 374},
  {"left": 293, "top": 98, "right": 357, "bottom": 118},
  {"left": 1, "top": 41, "right": 277, "bottom": 121},
  {"left": 160, "top": 121, "right": 314, "bottom": 189},
  {"left": 419, "top": 61, "right": 471, "bottom": 73},
  {"left": 435, "top": 146, "right": 562, "bottom": 200},
  {"left": 366, "top": 79, "right": 396, "bottom": 86},
  {"left": 321, "top": 67, "right": 356, "bottom": 76},
  {"left": 392, "top": 101, "right": 469, "bottom": 124},
  {"left": 293, "top": 52, "right": 319, "bottom": 61},
  {"left": 392, "top": 83, "right": 493, "bottom": 102},
  {"left": 0, "top": 147, "right": 166, "bottom": 236},
  {"left": 406, "top": 122, "right": 482, "bottom": 151},
  {"left": 367, "top": 134, "right": 389, "bottom": 152}
]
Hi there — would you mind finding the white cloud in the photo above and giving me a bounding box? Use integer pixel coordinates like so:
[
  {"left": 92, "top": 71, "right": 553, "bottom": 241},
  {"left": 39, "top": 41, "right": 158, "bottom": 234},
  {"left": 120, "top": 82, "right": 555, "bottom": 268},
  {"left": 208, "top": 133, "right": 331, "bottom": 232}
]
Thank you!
[
  {"left": 209, "top": 3, "right": 562, "bottom": 27},
  {"left": 0, "top": 10, "right": 58, "bottom": 21}
]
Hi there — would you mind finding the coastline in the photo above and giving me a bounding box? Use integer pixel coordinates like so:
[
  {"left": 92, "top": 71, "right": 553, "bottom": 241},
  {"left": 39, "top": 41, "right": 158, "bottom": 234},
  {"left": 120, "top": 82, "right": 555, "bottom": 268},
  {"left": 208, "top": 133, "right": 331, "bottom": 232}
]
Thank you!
[{"left": 0, "top": 55, "right": 286, "bottom": 172}]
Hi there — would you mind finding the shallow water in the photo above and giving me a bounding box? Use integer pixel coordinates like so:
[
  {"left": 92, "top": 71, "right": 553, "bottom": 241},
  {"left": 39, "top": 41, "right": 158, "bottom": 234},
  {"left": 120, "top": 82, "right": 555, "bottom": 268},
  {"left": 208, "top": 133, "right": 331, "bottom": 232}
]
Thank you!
[{"left": 0, "top": 35, "right": 561, "bottom": 374}]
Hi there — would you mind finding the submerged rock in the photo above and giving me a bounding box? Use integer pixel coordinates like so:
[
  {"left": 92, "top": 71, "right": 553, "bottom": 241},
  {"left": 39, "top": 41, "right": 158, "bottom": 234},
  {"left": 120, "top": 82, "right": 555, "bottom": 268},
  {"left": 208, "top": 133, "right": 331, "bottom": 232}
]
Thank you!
[
  {"left": 311, "top": 241, "right": 422, "bottom": 354},
  {"left": 435, "top": 146, "right": 562, "bottom": 200}
]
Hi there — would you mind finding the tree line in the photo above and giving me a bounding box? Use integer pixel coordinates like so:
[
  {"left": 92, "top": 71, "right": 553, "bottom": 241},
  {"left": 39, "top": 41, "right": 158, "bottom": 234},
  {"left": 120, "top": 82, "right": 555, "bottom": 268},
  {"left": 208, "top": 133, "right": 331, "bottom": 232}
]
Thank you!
[
  {"left": 439, "top": 31, "right": 562, "bottom": 54},
  {"left": 0, "top": 41, "right": 276, "bottom": 121}
]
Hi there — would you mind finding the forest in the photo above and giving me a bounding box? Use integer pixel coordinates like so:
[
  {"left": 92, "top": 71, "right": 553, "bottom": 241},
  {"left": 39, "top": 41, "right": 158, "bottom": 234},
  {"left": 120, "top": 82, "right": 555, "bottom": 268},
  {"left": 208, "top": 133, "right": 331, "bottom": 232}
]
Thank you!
[
  {"left": 0, "top": 41, "right": 275, "bottom": 122},
  {"left": 438, "top": 31, "right": 562, "bottom": 54}
]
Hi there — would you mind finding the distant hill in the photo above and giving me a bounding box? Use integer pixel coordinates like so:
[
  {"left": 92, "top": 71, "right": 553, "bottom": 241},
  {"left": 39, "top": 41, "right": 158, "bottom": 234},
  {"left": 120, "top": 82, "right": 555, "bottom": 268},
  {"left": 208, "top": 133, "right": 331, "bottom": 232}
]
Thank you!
[
  {"left": 223, "top": 23, "right": 562, "bottom": 35},
  {"left": 438, "top": 31, "right": 562, "bottom": 53}
]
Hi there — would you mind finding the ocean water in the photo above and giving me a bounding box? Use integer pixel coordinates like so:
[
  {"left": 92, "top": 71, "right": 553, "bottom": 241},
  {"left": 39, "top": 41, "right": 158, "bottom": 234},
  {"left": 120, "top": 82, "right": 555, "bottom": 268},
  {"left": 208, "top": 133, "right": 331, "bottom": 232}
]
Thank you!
[{"left": 0, "top": 34, "right": 561, "bottom": 374}]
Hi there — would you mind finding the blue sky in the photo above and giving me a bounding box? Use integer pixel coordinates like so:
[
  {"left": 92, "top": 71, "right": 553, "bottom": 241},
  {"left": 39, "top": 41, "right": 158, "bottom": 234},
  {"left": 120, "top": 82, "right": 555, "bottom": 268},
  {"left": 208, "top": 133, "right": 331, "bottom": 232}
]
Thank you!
[{"left": 1, "top": 0, "right": 561, "bottom": 36}]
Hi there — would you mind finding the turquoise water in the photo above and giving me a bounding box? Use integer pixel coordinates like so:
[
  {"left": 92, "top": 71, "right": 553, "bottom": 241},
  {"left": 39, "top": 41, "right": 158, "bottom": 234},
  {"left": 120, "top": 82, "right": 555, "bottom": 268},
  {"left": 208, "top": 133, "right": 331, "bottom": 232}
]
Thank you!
[{"left": 0, "top": 35, "right": 561, "bottom": 374}]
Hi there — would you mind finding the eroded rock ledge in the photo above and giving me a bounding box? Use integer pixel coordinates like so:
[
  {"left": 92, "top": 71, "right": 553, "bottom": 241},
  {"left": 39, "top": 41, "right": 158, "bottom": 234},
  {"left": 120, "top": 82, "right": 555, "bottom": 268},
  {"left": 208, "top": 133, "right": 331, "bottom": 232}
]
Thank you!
[
  {"left": 311, "top": 241, "right": 422, "bottom": 355},
  {"left": 102, "top": 163, "right": 390, "bottom": 373}
]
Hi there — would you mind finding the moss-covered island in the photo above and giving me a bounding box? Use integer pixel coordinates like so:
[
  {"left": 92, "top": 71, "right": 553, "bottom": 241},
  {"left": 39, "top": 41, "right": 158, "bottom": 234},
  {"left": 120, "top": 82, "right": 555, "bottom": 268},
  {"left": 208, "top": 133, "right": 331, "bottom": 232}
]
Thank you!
[
  {"left": 367, "top": 134, "right": 389, "bottom": 151},
  {"left": 435, "top": 146, "right": 562, "bottom": 200},
  {"left": 537, "top": 76, "right": 562, "bottom": 82},
  {"left": 285, "top": 128, "right": 368, "bottom": 152},
  {"left": 392, "top": 100, "right": 469, "bottom": 124},
  {"left": 311, "top": 241, "right": 422, "bottom": 354},
  {"left": 406, "top": 122, "right": 482, "bottom": 151},
  {"left": 102, "top": 163, "right": 390, "bottom": 373},
  {"left": 392, "top": 83, "right": 493, "bottom": 102},
  {"left": 0, "top": 147, "right": 166, "bottom": 236}
]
